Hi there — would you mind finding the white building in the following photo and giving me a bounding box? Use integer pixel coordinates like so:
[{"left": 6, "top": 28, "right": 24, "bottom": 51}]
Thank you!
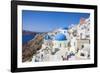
[
  {"left": 77, "top": 17, "right": 90, "bottom": 39},
  {"left": 52, "top": 33, "right": 68, "bottom": 53}
]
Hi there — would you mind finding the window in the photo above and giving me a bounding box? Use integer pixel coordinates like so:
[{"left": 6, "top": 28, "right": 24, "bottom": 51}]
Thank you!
[{"left": 60, "top": 43, "right": 61, "bottom": 47}]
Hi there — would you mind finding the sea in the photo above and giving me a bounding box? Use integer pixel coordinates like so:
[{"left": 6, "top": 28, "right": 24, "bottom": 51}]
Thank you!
[{"left": 22, "top": 34, "right": 35, "bottom": 44}]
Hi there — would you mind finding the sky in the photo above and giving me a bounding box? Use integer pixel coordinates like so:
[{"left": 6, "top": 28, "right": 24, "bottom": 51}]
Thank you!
[{"left": 22, "top": 10, "right": 90, "bottom": 32}]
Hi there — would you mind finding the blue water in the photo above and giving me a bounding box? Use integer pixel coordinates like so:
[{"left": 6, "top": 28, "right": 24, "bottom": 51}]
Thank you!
[{"left": 22, "top": 34, "right": 35, "bottom": 44}]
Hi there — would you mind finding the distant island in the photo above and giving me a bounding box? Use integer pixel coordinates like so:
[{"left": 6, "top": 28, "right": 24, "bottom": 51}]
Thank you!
[{"left": 23, "top": 30, "right": 37, "bottom": 35}]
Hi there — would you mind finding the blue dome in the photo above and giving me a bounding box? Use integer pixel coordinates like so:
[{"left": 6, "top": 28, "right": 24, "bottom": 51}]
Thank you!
[
  {"left": 44, "top": 35, "right": 51, "bottom": 40},
  {"left": 55, "top": 33, "right": 67, "bottom": 41},
  {"left": 62, "top": 27, "right": 68, "bottom": 30}
]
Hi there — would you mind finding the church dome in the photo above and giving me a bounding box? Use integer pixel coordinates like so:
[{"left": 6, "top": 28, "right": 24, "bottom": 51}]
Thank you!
[
  {"left": 62, "top": 27, "right": 68, "bottom": 30},
  {"left": 54, "top": 33, "right": 67, "bottom": 41}
]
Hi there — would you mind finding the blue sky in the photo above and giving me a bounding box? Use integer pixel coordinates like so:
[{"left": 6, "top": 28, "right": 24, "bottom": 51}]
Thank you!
[{"left": 22, "top": 10, "right": 90, "bottom": 32}]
